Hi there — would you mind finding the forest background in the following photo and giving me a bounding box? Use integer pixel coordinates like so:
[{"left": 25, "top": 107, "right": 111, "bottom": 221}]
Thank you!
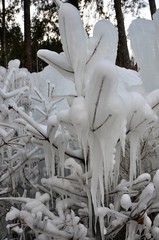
[{"left": 0, "top": 0, "right": 159, "bottom": 73}]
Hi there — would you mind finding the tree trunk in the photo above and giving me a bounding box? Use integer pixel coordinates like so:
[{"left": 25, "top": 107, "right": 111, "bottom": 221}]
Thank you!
[
  {"left": 114, "top": 0, "right": 131, "bottom": 69},
  {"left": 68, "top": 0, "right": 79, "bottom": 9},
  {"left": 148, "top": 0, "right": 156, "bottom": 19},
  {"left": 24, "top": 0, "right": 32, "bottom": 72},
  {"left": 2, "top": 0, "right": 7, "bottom": 67}
]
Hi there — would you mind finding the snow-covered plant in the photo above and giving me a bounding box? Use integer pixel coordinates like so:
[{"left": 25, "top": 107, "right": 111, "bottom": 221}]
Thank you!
[{"left": 1, "top": 1, "right": 159, "bottom": 240}]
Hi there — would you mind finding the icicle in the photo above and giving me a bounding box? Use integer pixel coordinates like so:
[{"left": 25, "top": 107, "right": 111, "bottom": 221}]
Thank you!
[
  {"left": 113, "top": 143, "right": 122, "bottom": 188},
  {"left": 129, "top": 132, "right": 140, "bottom": 182},
  {"left": 126, "top": 221, "right": 138, "bottom": 240},
  {"left": 42, "top": 141, "right": 54, "bottom": 177},
  {"left": 119, "top": 119, "right": 127, "bottom": 157},
  {"left": 88, "top": 131, "right": 103, "bottom": 215},
  {"left": 55, "top": 133, "right": 65, "bottom": 177},
  {"left": 99, "top": 215, "right": 106, "bottom": 240},
  {"left": 95, "top": 115, "right": 126, "bottom": 195}
]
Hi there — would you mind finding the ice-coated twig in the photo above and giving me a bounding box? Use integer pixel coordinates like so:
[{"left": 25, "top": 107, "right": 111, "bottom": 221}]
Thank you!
[
  {"left": 0, "top": 86, "right": 28, "bottom": 99},
  {"left": 0, "top": 147, "right": 41, "bottom": 185},
  {"left": 9, "top": 102, "right": 84, "bottom": 162}
]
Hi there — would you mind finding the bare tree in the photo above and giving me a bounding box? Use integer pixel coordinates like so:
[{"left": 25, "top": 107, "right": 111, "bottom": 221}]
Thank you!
[
  {"left": 114, "top": 0, "right": 131, "bottom": 69},
  {"left": 24, "top": 0, "right": 32, "bottom": 71},
  {"left": 148, "top": 0, "right": 156, "bottom": 19},
  {"left": 2, "top": 0, "right": 7, "bottom": 67},
  {"left": 68, "top": 0, "right": 79, "bottom": 9}
]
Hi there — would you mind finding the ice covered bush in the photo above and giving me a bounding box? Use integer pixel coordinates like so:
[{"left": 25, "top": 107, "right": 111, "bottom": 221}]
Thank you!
[{"left": 1, "top": 1, "right": 159, "bottom": 240}]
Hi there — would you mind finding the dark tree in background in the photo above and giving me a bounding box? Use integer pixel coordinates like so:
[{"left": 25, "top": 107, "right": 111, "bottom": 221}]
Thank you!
[
  {"left": 2, "top": 0, "right": 7, "bottom": 67},
  {"left": 148, "top": 0, "right": 156, "bottom": 19},
  {"left": 114, "top": 0, "right": 131, "bottom": 69},
  {"left": 68, "top": 0, "right": 79, "bottom": 9},
  {"left": 6, "top": 25, "right": 24, "bottom": 61},
  {"left": 0, "top": 0, "right": 23, "bottom": 67},
  {"left": 31, "top": 0, "right": 62, "bottom": 71},
  {"left": 0, "top": 0, "right": 157, "bottom": 71},
  {"left": 24, "top": 0, "right": 32, "bottom": 72}
]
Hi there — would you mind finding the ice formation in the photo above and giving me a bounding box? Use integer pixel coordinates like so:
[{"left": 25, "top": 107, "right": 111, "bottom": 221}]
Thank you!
[
  {"left": 37, "top": 2, "right": 159, "bottom": 238},
  {"left": 128, "top": 10, "right": 159, "bottom": 92},
  {"left": 38, "top": 0, "right": 158, "bottom": 210}
]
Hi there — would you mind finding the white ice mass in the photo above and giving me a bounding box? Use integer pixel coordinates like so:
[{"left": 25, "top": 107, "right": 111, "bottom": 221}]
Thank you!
[{"left": 128, "top": 10, "right": 159, "bottom": 92}]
